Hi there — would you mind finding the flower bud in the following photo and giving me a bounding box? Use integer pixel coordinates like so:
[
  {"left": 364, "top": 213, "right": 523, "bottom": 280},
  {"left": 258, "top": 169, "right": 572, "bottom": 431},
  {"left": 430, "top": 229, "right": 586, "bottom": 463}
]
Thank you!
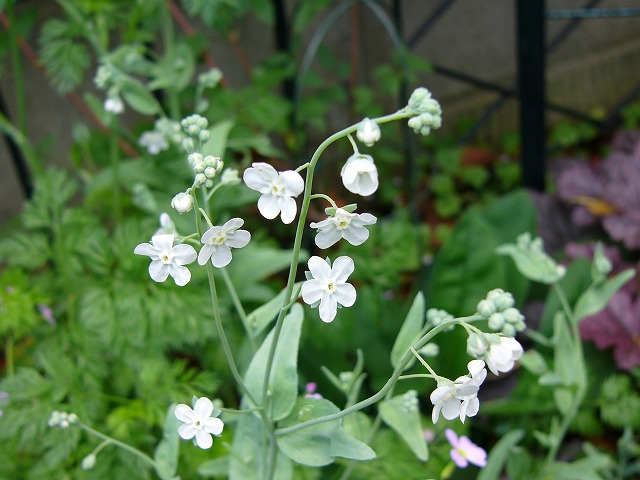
[
  {"left": 221, "top": 168, "right": 240, "bottom": 185},
  {"left": 494, "top": 292, "right": 515, "bottom": 311},
  {"left": 171, "top": 192, "right": 194, "bottom": 214},
  {"left": 81, "top": 454, "right": 97, "bottom": 470},
  {"left": 195, "top": 173, "right": 206, "bottom": 186},
  {"left": 199, "top": 129, "right": 211, "bottom": 143},
  {"left": 356, "top": 118, "right": 381, "bottom": 147},
  {"left": 503, "top": 307, "right": 524, "bottom": 326},
  {"left": 187, "top": 124, "right": 200, "bottom": 137},
  {"left": 188, "top": 152, "right": 203, "bottom": 167},
  {"left": 488, "top": 312, "right": 505, "bottom": 331},
  {"left": 204, "top": 178, "right": 214, "bottom": 188},
  {"left": 477, "top": 299, "right": 496, "bottom": 318},
  {"left": 340, "top": 154, "right": 379, "bottom": 196},
  {"left": 467, "top": 332, "right": 489, "bottom": 357},
  {"left": 418, "top": 342, "right": 439, "bottom": 357},
  {"left": 182, "top": 138, "right": 195, "bottom": 153}
]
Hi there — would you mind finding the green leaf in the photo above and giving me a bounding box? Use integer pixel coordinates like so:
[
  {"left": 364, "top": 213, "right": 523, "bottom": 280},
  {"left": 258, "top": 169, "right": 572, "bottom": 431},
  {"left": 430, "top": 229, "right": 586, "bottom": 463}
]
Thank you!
[
  {"left": 329, "top": 426, "right": 376, "bottom": 461},
  {"left": 39, "top": 19, "right": 90, "bottom": 93},
  {"left": 477, "top": 430, "right": 524, "bottom": 480},
  {"left": 244, "top": 304, "right": 303, "bottom": 420},
  {"left": 573, "top": 268, "right": 635, "bottom": 323},
  {"left": 276, "top": 398, "right": 339, "bottom": 467},
  {"left": 379, "top": 393, "right": 428, "bottom": 461},
  {"left": 153, "top": 404, "right": 180, "bottom": 480},
  {"left": 228, "top": 413, "right": 262, "bottom": 480},
  {"left": 496, "top": 234, "right": 565, "bottom": 284},
  {"left": 540, "top": 452, "right": 613, "bottom": 480},
  {"left": 121, "top": 78, "right": 162, "bottom": 115},
  {"left": 198, "top": 457, "right": 229, "bottom": 478},
  {"left": 553, "top": 387, "right": 574, "bottom": 416},
  {"left": 246, "top": 283, "right": 302, "bottom": 337},
  {"left": 149, "top": 43, "right": 195, "bottom": 91},
  {"left": 390, "top": 292, "right": 425, "bottom": 370},
  {"left": 552, "top": 312, "right": 579, "bottom": 386}
]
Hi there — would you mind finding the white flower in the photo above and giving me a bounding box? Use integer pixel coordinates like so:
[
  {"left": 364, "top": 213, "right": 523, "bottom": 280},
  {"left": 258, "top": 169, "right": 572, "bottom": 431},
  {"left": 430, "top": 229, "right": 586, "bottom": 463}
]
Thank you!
[
  {"left": 139, "top": 131, "right": 169, "bottom": 155},
  {"left": 134, "top": 234, "right": 197, "bottom": 286},
  {"left": 171, "top": 192, "right": 194, "bottom": 214},
  {"left": 356, "top": 118, "right": 381, "bottom": 147},
  {"left": 310, "top": 208, "right": 377, "bottom": 249},
  {"left": 340, "top": 154, "right": 378, "bottom": 196},
  {"left": 104, "top": 95, "right": 124, "bottom": 115},
  {"left": 243, "top": 162, "right": 304, "bottom": 224},
  {"left": 301, "top": 256, "right": 357, "bottom": 323},
  {"left": 198, "top": 218, "right": 251, "bottom": 268},
  {"left": 175, "top": 397, "right": 224, "bottom": 449},
  {"left": 430, "top": 360, "right": 487, "bottom": 424},
  {"left": 484, "top": 336, "right": 523, "bottom": 375}
]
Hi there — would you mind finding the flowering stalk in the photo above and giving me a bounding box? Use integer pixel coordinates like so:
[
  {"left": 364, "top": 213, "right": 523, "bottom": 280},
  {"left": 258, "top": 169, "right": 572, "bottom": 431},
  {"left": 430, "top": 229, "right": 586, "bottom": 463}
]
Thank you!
[{"left": 220, "top": 267, "right": 256, "bottom": 352}]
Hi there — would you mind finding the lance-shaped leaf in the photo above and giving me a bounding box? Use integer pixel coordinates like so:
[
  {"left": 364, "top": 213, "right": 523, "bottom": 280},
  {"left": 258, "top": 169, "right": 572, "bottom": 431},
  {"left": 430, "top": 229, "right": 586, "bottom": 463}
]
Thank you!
[
  {"left": 379, "top": 393, "right": 428, "bottom": 461},
  {"left": 244, "top": 304, "right": 303, "bottom": 420},
  {"left": 496, "top": 233, "right": 565, "bottom": 285},
  {"left": 153, "top": 405, "right": 180, "bottom": 480},
  {"left": 246, "top": 283, "right": 302, "bottom": 337},
  {"left": 573, "top": 268, "right": 635, "bottom": 323},
  {"left": 390, "top": 292, "right": 425, "bottom": 370}
]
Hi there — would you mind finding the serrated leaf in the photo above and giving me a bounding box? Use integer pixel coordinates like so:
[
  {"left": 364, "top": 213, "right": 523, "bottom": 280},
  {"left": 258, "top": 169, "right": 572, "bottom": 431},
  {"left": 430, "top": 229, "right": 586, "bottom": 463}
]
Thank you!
[
  {"left": 0, "top": 232, "right": 51, "bottom": 269},
  {"left": 379, "top": 394, "right": 428, "bottom": 461},
  {"left": 244, "top": 304, "right": 303, "bottom": 420},
  {"left": 153, "top": 404, "right": 180, "bottom": 480},
  {"left": 390, "top": 292, "right": 425, "bottom": 370},
  {"left": 39, "top": 19, "right": 90, "bottom": 93},
  {"left": 574, "top": 268, "right": 635, "bottom": 323}
]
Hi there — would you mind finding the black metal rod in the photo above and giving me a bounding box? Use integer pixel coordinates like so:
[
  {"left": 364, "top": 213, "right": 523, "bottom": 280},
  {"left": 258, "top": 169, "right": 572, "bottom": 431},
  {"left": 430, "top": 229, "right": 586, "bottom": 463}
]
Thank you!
[
  {"left": 407, "top": 0, "right": 459, "bottom": 49},
  {"left": 517, "top": 0, "right": 546, "bottom": 191}
]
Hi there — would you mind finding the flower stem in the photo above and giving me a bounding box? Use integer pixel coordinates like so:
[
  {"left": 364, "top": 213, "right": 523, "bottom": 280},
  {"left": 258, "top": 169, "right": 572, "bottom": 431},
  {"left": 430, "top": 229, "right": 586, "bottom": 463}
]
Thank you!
[
  {"left": 5, "top": 334, "right": 14, "bottom": 377},
  {"left": 220, "top": 267, "right": 256, "bottom": 352},
  {"left": 5, "top": 1, "right": 28, "bottom": 144},
  {"left": 77, "top": 422, "right": 158, "bottom": 468},
  {"left": 109, "top": 125, "right": 121, "bottom": 225}
]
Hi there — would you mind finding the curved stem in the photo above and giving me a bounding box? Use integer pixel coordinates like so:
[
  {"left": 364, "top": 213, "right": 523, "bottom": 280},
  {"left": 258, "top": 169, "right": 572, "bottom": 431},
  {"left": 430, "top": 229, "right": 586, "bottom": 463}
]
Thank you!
[
  {"left": 309, "top": 193, "right": 338, "bottom": 209},
  {"left": 77, "top": 422, "right": 157, "bottom": 468}
]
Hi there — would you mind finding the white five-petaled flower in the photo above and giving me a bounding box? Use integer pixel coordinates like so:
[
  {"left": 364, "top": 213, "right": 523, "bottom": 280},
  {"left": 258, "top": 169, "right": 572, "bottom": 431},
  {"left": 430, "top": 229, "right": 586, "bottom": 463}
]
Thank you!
[
  {"left": 175, "top": 397, "right": 224, "bottom": 450},
  {"left": 340, "top": 154, "right": 379, "bottom": 196},
  {"left": 310, "top": 208, "right": 377, "bottom": 249},
  {"left": 484, "top": 336, "right": 523, "bottom": 376},
  {"left": 430, "top": 360, "right": 487, "bottom": 424},
  {"left": 301, "top": 256, "right": 357, "bottom": 323},
  {"left": 356, "top": 118, "right": 381, "bottom": 146},
  {"left": 198, "top": 218, "right": 251, "bottom": 268},
  {"left": 134, "top": 234, "right": 197, "bottom": 286},
  {"left": 243, "top": 162, "right": 304, "bottom": 224}
]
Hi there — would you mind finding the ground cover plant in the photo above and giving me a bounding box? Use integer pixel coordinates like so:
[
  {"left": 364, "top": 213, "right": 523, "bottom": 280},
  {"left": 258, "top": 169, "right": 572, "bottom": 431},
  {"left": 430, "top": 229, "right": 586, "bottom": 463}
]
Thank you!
[{"left": 1, "top": 1, "right": 639, "bottom": 479}]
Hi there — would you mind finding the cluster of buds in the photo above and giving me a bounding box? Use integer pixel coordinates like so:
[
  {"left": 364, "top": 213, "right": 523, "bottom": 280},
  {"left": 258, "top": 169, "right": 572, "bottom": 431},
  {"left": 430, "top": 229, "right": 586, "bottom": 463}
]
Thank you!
[
  {"left": 407, "top": 87, "right": 442, "bottom": 136},
  {"left": 476, "top": 289, "right": 525, "bottom": 336},
  {"left": 181, "top": 114, "right": 210, "bottom": 146},
  {"left": 48, "top": 411, "right": 78, "bottom": 428},
  {"left": 402, "top": 390, "right": 420, "bottom": 413},
  {"left": 198, "top": 68, "right": 223, "bottom": 89},
  {"left": 426, "top": 307, "right": 455, "bottom": 331},
  {"left": 188, "top": 153, "right": 224, "bottom": 189}
]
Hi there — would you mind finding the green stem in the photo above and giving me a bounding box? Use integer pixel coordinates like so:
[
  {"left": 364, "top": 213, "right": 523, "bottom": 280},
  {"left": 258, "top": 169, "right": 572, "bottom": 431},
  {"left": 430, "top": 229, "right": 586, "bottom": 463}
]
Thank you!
[
  {"left": 0, "top": 110, "right": 41, "bottom": 176},
  {"left": 110, "top": 125, "right": 121, "bottom": 225},
  {"left": 5, "top": 334, "right": 14, "bottom": 377},
  {"left": 77, "top": 422, "right": 158, "bottom": 468},
  {"left": 309, "top": 193, "right": 338, "bottom": 209},
  {"left": 5, "top": 1, "right": 28, "bottom": 144},
  {"left": 161, "top": 0, "right": 180, "bottom": 119},
  {"left": 275, "top": 317, "right": 460, "bottom": 436},
  {"left": 220, "top": 267, "right": 256, "bottom": 352}
]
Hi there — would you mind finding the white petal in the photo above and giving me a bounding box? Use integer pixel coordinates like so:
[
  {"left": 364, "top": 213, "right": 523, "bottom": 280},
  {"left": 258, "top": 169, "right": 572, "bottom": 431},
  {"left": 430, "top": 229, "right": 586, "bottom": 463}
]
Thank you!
[
  {"left": 257, "top": 194, "right": 281, "bottom": 220},
  {"left": 441, "top": 399, "right": 462, "bottom": 420},
  {"left": 319, "top": 294, "right": 338, "bottom": 322},
  {"left": 198, "top": 244, "right": 214, "bottom": 265},
  {"left": 149, "top": 261, "right": 170, "bottom": 283},
  {"left": 134, "top": 242, "right": 158, "bottom": 257},
  {"left": 193, "top": 397, "right": 214, "bottom": 418},
  {"left": 178, "top": 423, "right": 196, "bottom": 440},
  {"left": 222, "top": 217, "right": 244, "bottom": 232},
  {"left": 332, "top": 256, "right": 355, "bottom": 283},
  {"left": 315, "top": 228, "right": 342, "bottom": 249},
  {"left": 210, "top": 245, "right": 233, "bottom": 268},
  {"left": 279, "top": 196, "right": 298, "bottom": 224},
  {"left": 203, "top": 417, "right": 224, "bottom": 436},
  {"left": 175, "top": 404, "right": 194, "bottom": 423},
  {"left": 307, "top": 256, "right": 331, "bottom": 280},
  {"left": 355, "top": 173, "right": 378, "bottom": 196},
  {"left": 335, "top": 283, "right": 356, "bottom": 307},
  {"left": 195, "top": 430, "right": 213, "bottom": 449},
  {"left": 342, "top": 225, "right": 369, "bottom": 246},
  {"left": 172, "top": 244, "right": 197, "bottom": 265},
  {"left": 243, "top": 165, "right": 274, "bottom": 192},
  {"left": 356, "top": 213, "right": 377, "bottom": 225},
  {"left": 226, "top": 230, "right": 251, "bottom": 248},
  {"left": 301, "top": 279, "right": 325, "bottom": 305},
  {"left": 309, "top": 218, "right": 331, "bottom": 230},
  {"left": 170, "top": 264, "right": 192, "bottom": 286},
  {"left": 201, "top": 226, "right": 220, "bottom": 244},
  {"left": 151, "top": 234, "right": 175, "bottom": 251},
  {"left": 280, "top": 170, "right": 304, "bottom": 196}
]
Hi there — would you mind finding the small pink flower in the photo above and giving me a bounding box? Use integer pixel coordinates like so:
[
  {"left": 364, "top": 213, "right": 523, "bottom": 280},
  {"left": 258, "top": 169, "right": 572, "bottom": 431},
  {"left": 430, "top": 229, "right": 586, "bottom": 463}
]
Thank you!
[
  {"left": 304, "top": 382, "right": 323, "bottom": 399},
  {"left": 445, "top": 428, "right": 487, "bottom": 468}
]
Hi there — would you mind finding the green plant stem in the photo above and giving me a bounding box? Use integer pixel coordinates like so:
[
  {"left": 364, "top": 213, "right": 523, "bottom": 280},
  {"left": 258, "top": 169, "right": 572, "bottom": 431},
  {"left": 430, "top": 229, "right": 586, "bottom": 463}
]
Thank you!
[
  {"left": 77, "top": 422, "right": 158, "bottom": 468},
  {"left": 220, "top": 267, "right": 256, "bottom": 352},
  {"left": 5, "top": 335, "right": 14, "bottom": 377},
  {"left": 0, "top": 111, "right": 41, "bottom": 176},
  {"left": 275, "top": 316, "right": 463, "bottom": 436},
  {"left": 161, "top": 0, "right": 180, "bottom": 119}
]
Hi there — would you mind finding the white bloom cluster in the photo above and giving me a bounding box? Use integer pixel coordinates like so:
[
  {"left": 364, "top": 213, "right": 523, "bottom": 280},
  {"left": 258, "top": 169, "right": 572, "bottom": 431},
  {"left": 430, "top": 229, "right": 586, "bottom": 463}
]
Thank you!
[
  {"left": 138, "top": 118, "right": 184, "bottom": 155},
  {"left": 466, "top": 332, "right": 524, "bottom": 376},
  {"left": 188, "top": 153, "right": 224, "bottom": 189},
  {"left": 48, "top": 411, "right": 78, "bottom": 428},
  {"left": 407, "top": 87, "right": 442, "bottom": 136},
  {"left": 198, "top": 68, "right": 223, "bottom": 89},
  {"left": 430, "top": 360, "right": 487, "bottom": 423}
]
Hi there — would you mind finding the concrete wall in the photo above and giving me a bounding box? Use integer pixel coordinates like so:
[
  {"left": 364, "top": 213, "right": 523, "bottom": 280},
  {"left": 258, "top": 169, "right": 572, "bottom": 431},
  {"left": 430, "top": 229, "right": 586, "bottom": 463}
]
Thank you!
[{"left": 1, "top": 0, "right": 640, "bottom": 224}]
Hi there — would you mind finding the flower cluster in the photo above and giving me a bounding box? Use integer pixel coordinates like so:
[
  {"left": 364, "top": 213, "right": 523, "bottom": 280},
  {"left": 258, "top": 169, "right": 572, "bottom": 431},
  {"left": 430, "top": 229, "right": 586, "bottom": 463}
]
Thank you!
[
  {"left": 430, "top": 360, "right": 487, "bottom": 423},
  {"left": 188, "top": 153, "right": 224, "bottom": 189},
  {"left": 138, "top": 118, "right": 184, "bottom": 155},
  {"left": 48, "top": 411, "right": 78, "bottom": 428},
  {"left": 467, "top": 333, "right": 524, "bottom": 376},
  {"left": 476, "top": 288, "right": 525, "bottom": 336},
  {"left": 406, "top": 87, "right": 442, "bottom": 136}
]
